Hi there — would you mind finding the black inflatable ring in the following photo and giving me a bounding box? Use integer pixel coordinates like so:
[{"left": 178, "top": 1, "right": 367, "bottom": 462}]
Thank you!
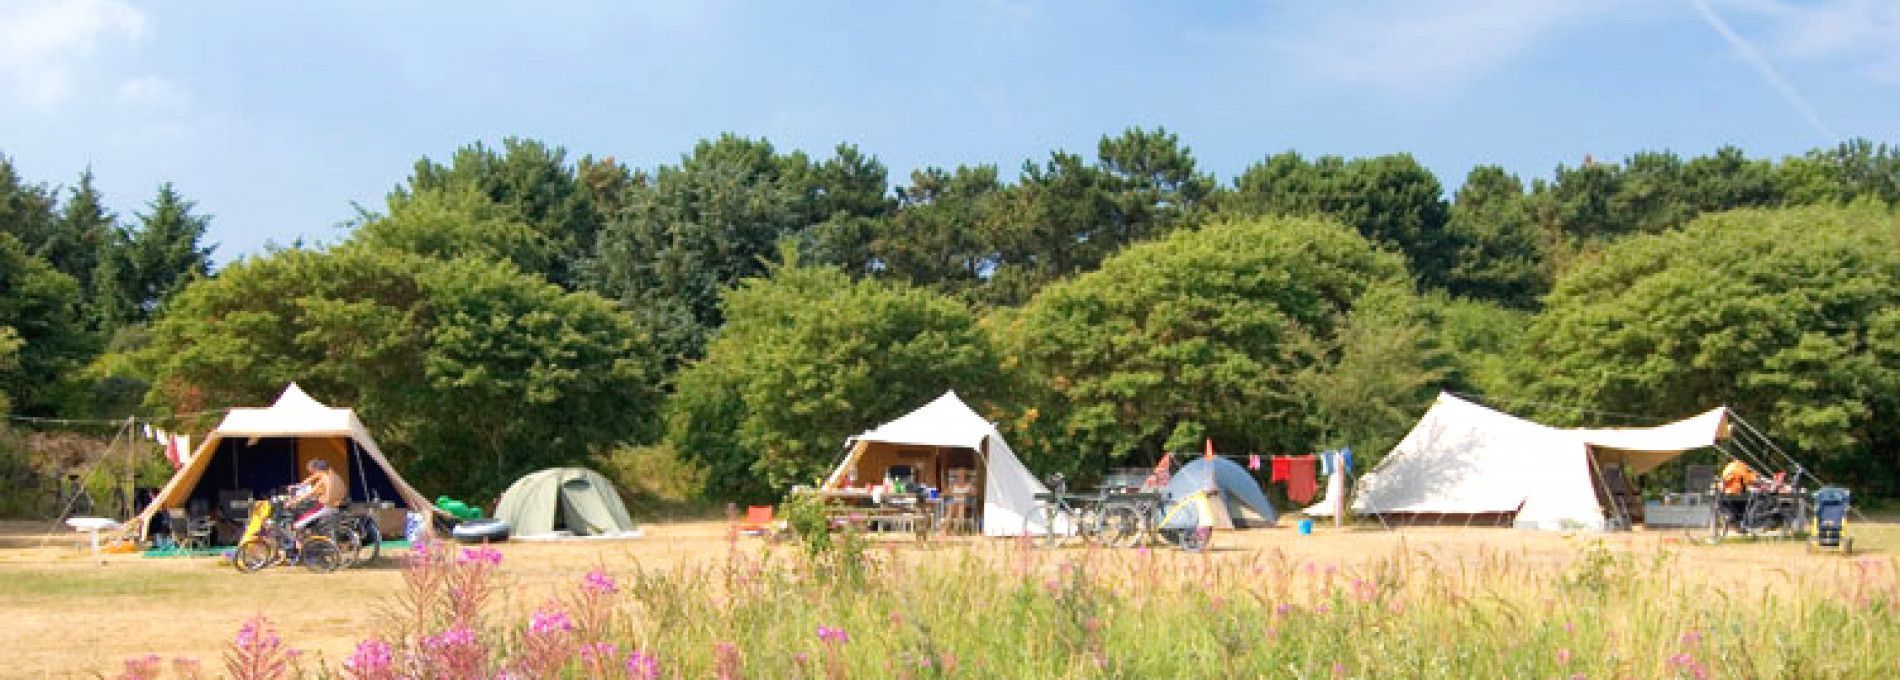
[{"left": 450, "top": 518, "right": 511, "bottom": 543}]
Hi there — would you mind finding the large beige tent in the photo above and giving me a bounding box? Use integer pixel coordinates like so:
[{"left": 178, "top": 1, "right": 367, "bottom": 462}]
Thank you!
[
  {"left": 133, "top": 383, "right": 432, "bottom": 539},
  {"left": 1308, "top": 392, "right": 1729, "bottom": 530},
  {"left": 822, "top": 391, "right": 1054, "bottom": 536},
  {"left": 493, "top": 468, "right": 639, "bottom": 538}
]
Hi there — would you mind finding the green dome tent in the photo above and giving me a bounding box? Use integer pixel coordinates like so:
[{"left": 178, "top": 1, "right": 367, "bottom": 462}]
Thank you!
[{"left": 493, "top": 468, "right": 640, "bottom": 539}]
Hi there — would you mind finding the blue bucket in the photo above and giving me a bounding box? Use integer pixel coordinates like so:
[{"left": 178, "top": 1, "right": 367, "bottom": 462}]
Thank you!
[{"left": 1298, "top": 519, "right": 1314, "bottom": 535}]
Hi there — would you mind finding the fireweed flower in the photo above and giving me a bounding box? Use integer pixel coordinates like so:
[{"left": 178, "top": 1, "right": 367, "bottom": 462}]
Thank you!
[
  {"left": 1554, "top": 648, "right": 1572, "bottom": 665},
  {"left": 625, "top": 650, "right": 660, "bottom": 680},
  {"left": 529, "top": 608, "right": 576, "bottom": 636},
  {"left": 425, "top": 627, "right": 478, "bottom": 650},
  {"left": 343, "top": 639, "right": 393, "bottom": 674},
  {"left": 583, "top": 569, "right": 618, "bottom": 595},
  {"left": 816, "top": 625, "right": 850, "bottom": 644},
  {"left": 458, "top": 546, "right": 503, "bottom": 567}
]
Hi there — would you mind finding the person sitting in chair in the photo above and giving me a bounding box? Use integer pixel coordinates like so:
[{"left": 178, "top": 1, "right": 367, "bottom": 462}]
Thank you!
[
  {"left": 292, "top": 459, "right": 347, "bottom": 531},
  {"left": 1719, "top": 457, "right": 1759, "bottom": 524}
]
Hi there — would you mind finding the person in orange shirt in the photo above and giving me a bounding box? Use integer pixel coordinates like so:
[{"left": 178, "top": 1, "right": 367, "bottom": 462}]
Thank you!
[{"left": 1718, "top": 458, "right": 1759, "bottom": 524}]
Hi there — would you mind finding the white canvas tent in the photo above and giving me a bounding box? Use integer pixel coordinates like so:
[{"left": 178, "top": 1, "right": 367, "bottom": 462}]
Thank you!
[
  {"left": 1309, "top": 392, "right": 1728, "bottom": 531},
  {"left": 133, "top": 383, "right": 434, "bottom": 539},
  {"left": 821, "top": 391, "right": 1054, "bottom": 536}
]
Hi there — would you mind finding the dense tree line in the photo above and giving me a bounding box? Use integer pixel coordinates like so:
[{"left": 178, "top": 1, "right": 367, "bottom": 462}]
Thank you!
[{"left": 5, "top": 133, "right": 1899, "bottom": 501}]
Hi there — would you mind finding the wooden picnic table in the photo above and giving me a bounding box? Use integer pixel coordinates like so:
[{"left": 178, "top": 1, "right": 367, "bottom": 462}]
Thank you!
[{"left": 813, "top": 490, "right": 941, "bottom": 539}]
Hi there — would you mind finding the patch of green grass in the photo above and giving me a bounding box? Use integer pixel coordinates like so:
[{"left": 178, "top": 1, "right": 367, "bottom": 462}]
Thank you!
[{"left": 0, "top": 566, "right": 220, "bottom": 599}]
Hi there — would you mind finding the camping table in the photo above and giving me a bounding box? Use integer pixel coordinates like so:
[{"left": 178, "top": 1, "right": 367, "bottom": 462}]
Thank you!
[
  {"left": 815, "top": 490, "right": 940, "bottom": 540},
  {"left": 65, "top": 516, "right": 122, "bottom": 564}
]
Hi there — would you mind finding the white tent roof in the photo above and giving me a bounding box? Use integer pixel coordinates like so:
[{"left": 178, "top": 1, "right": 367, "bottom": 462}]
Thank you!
[
  {"left": 211, "top": 382, "right": 358, "bottom": 436},
  {"left": 822, "top": 391, "right": 1054, "bottom": 536},
  {"left": 1338, "top": 392, "right": 1728, "bottom": 531}
]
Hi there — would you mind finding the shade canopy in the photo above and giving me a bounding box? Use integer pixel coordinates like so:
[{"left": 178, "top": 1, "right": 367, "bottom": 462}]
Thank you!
[
  {"left": 822, "top": 391, "right": 1053, "bottom": 536},
  {"left": 1336, "top": 392, "right": 1728, "bottom": 530}
]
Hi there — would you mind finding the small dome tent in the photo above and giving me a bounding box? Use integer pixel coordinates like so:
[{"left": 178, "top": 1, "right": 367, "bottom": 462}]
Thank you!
[
  {"left": 493, "top": 468, "right": 640, "bottom": 539},
  {"left": 1161, "top": 457, "right": 1279, "bottom": 529}
]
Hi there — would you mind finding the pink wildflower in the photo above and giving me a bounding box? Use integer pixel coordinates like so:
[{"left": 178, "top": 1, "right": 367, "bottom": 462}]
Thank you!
[
  {"left": 457, "top": 546, "right": 503, "bottom": 566},
  {"left": 1680, "top": 629, "right": 1703, "bottom": 647},
  {"left": 625, "top": 650, "right": 660, "bottom": 680},
  {"left": 342, "top": 639, "right": 394, "bottom": 679},
  {"left": 1332, "top": 661, "right": 1347, "bottom": 678},
  {"left": 817, "top": 625, "right": 851, "bottom": 644},
  {"left": 118, "top": 654, "right": 162, "bottom": 680},
  {"left": 1554, "top": 648, "right": 1572, "bottom": 665},
  {"left": 529, "top": 607, "right": 576, "bottom": 636},
  {"left": 583, "top": 569, "right": 618, "bottom": 595},
  {"left": 580, "top": 642, "right": 618, "bottom": 663},
  {"left": 1273, "top": 603, "right": 1293, "bottom": 617}
]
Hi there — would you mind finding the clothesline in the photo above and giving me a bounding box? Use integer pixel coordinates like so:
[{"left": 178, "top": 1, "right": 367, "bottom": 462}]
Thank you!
[{"left": 2, "top": 408, "right": 227, "bottom": 427}]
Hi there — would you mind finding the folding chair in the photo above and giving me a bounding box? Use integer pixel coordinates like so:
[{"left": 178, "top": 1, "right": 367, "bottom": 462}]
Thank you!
[{"left": 740, "top": 505, "right": 775, "bottom": 536}]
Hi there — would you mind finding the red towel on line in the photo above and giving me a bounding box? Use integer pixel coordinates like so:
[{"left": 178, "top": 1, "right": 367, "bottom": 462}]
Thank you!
[
  {"left": 1269, "top": 456, "right": 1291, "bottom": 482},
  {"left": 1285, "top": 455, "right": 1319, "bottom": 504}
]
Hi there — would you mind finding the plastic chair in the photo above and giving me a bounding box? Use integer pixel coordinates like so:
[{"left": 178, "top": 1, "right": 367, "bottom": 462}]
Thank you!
[{"left": 740, "top": 506, "right": 774, "bottom": 535}]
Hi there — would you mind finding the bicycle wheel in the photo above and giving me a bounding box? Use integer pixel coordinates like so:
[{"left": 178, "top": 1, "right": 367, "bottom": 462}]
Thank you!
[
  {"left": 301, "top": 537, "right": 344, "bottom": 573},
  {"left": 234, "top": 540, "right": 275, "bottom": 573},
  {"left": 1094, "top": 505, "right": 1143, "bottom": 548},
  {"left": 331, "top": 524, "right": 364, "bottom": 568},
  {"left": 1041, "top": 506, "right": 1069, "bottom": 549},
  {"left": 357, "top": 517, "right": 382, "bottom": 564},
  {"left": 1706, "top": 506, "right": 1729, "bottom": 545}
]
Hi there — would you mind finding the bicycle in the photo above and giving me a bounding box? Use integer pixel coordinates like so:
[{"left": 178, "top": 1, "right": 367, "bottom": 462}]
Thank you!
[
  {"left": 1703, "top": 485, "right": 1803, "bottom": 544},
  {"left": 1036, "top": 474, "right": 1103, "bottom": 549},
  {"left": 233, "top": 494, "right": 345, "bottom": 573},
  {"left": 329, "top": 503, "right": 384, "bottom": 568}
]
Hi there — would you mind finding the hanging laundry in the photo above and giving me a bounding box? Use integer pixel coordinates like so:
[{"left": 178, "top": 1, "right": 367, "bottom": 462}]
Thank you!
[
  {"left": 176, "top": 434, "right": 192, "bottom": 465},
  {"left": 1286, "top": 455, "right": 1319, "bottom": 503},
  {"left": 1149, "top": 452, "right": 1174, "bottom": 486},
  {"left": 142, "top": 423, "right": 155, "bottom": 440},
  {"left": 1247, "top": 453, "right": 1262, "bottom": 471},
  {"left": 1340, "top": 447, "right": 1353, "bottom": 475},
  {"left": 1203, "top": 437, "right": 1216, "bottom": 461},
  {"left": 1270, "top": 456, "right": 1291, "bottom": 482},
  {"left": 1320, "top": 449, "right": 1336, "bottom": 476},
  {"left": 163, "top": 435, "right": 182, "bottom": 468}
]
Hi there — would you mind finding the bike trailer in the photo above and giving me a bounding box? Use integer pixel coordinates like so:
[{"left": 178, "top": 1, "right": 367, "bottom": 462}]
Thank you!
[{"left": 1809, "top": 486, "right": 1852, "bottom": 554}]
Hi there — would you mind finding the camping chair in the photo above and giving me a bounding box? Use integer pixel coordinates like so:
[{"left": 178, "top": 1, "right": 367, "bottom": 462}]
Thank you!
[
  {"left": 740, "top": 506, "right": 774, "bottom": 536},
  {"left": 167, "top": 508, "right": 212, "bottom": 551}
]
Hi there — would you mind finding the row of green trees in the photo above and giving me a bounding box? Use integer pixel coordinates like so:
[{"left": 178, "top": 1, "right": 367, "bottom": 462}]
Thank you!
[{"left": 3, "top": 132, "right": 1897, "bottom": 502}]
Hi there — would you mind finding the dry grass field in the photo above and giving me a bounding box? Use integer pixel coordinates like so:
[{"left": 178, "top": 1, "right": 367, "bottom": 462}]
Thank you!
[{"left": 1, "top": 518, "right": 1894, "bottom": 678}]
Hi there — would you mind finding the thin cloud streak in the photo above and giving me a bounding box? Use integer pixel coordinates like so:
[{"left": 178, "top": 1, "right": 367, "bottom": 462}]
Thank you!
[{"left": 1687, "top": 0, "right": 1838, "bottom": 140}]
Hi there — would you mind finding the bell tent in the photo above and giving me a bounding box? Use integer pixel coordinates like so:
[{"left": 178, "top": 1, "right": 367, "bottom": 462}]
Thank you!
[
  {"left": 822, "top": 391, "right": 1054, "bottom": 536},
  {"left": 492, "top": 468, "right": 640, "bottom": 539},
  {"left": 1316, "top": 392, "right": 1729, "bottom": 530},
  {"left": 134, "top": 383, "right": 433, "bottom": 539}
]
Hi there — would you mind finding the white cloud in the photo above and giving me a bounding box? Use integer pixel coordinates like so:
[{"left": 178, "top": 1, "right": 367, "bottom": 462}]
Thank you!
[
  {"left": 116, "top": 74, "right": 188, "bottom": 110},
  {"left": 1719, "top": 0, "right": 1900, "bottom": 82},
  {"left": 1273, "top": 0, "right": 1632, "bottom": 96},
  {"left": 0, "top": 0, "right": 149, "bottom": 108}
]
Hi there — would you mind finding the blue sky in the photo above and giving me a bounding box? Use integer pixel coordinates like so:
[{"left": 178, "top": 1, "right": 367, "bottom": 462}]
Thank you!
[{"left": 2, "top": 0, "right": 1896, "bottom": 260}]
